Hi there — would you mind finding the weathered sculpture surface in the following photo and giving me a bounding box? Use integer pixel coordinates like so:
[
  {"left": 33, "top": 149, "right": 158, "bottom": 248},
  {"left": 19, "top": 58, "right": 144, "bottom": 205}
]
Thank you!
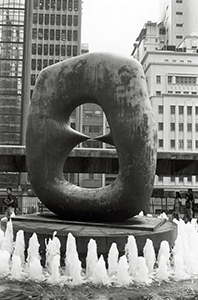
[{"left": 26, "top": 53, "right": 157, "bottom": 222}]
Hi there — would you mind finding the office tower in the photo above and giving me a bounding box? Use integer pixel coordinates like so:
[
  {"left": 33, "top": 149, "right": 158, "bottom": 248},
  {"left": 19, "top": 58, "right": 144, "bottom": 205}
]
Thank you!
[
  {"left": 132, "top": 0, "right": 198, "bottom": 193},
  {"left": 0, "top": 0, "right": 25, "bottom": 145},
  {"left": 30, "top": 0, "right": 82, "bottom": 96}
]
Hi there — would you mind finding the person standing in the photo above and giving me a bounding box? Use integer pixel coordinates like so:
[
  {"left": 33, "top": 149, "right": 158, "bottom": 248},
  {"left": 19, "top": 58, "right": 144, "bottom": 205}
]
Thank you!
[
  {"left": 187, "top": 188, "right": 195, "bottom": 218},
  {"left": 172, "top": 191, "right": 182, "bottom": 221},
  {"left": 3, "top": 187, "right": 17, "bottom": 220}
]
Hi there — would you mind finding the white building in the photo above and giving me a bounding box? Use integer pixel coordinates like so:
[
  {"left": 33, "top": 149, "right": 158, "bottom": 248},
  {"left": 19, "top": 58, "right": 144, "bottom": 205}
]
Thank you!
[{"left": 132, "top": 0, "right": 198, "bottom": 193}]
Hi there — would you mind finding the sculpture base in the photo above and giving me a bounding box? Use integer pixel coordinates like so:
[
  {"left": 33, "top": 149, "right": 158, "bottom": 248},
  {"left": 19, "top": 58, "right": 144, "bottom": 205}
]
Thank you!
[{"left": 10, "top": 213, "right": 177, "bottom": 266}]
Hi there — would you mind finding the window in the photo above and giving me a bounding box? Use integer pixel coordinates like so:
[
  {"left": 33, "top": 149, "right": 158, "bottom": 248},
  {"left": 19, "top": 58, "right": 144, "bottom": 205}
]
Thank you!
[
  {"left": 50, "top": 29, "right": 54, "bottom": 40},
  {"left": 33, "top": 13, "right": 37, "bottom": 24},
  {"left": 38, "top": 44, "right": 42, "bottom": 55},
  {"left": 196, "top": 124, "right": 198, "bottom": 132},
  {"left": 45, "top": 0, "right": 50, "bottom": 9},
  {"left": 56, "top": 15, "right": 61, "bottom": 25},
  {"left": 44, "top": 29, "right": 49, "bottom": 40},
  {"left": 32, "top": 44, "right": 36, "bottom": 55},
  {"left": 31, "top": 74, "right": 36, "bottom": 85},
  {"left": 61, "top": 45, "right": 65, "bottom": 56},
  {"left": 32, "top": 28, "right": 37, "bottom": 39},
  {"left": 50, "top": 14, "right": 55, "bottom": 25},
  {"left": 73, "top": 30, "right": 78, "bottom": 41},
  {"left": 176, "top": 11, "right": 183, "bottom": 15},
  {"left": 158, "top": 176, "right": 163, "bottom": 182},
  {"left": 156, "top": 91, "right": 161, "bottom": 96},
  {"left": 176, "top": 76, "right": 196, "bottom": 85},
  {"left": 158, "top": 105, "right": 163, "bottom": 114},
  {"left": 196, "top": 107, "right": 198, "bottom": 115},
  {"left": 57, "top": 0, "right": 61, "bottom": 10},
  {"left": 176, "top": 23, "right": 183, "bottom": 27},
  {"left": 67, "top": 30, "right": 72, "bottom": 41},
  {"left": 179, "top": 123, "right": 183, "bottom": 131},
  {"left": 158, "top": 122, "right": 163, "bottom": 131},
  {"left": 37, "top": 59, "right": 42, "bottom": 70},
  {"left": 179, "top": 176, "right": 183, "bottom": 182},
  {"left": 61, "top": 30, "right": 66, "bottom": 41},
  {"left": 63, "top": 0, "right": 67, "bottom": 10},
  {"left": 49, "top": 59, "right": 54, "bottom": 65},
  {"left": 159, "top": 139, "right": 163, "bottom": 147},
  {"left": 170, "top": 139, "right": 175, "bottom": 148},
  {"left": 179, "top": 139, "right": 183, "bottom": 149},
  {"left": 38, "top": 28, "right": 43, "bottom": 39},
  {"left": 31, "top": 59, "right": 36, "bottom": 70},
  {"left": 50, "top": 45, "right": 54, "bottom": 55},
  {"left": 176, "top": 36, "right": 183, "bottom": 39},
  {"left": 179, "top": 106, "right": 184, "bottom": 114},
  {"left": 67, "top": 45, "right": 71, "bottom": 56},
  {"left": 43, "top": 59, "right": 48, "bottom": 68},
  {"left": 51, "top": 0, "right": 55, "bottom": 9},
  {"left": 39, "top": 0, "right": 44, "bottom": 9},
  {"left": 55, "top": 45, "right": 60, "bottom": 56},
  {"left": 44, "top": 44, "right": 48, "bottom": 55},
  {"left": 187, "top": 123, "right": 192, "bottom": 132},
  {"left": 73, "top": 45, "right": 77, "bottom": 56},
  {"left": 39, "top": 14, "right": 43, "bottom": 25},
  {"left": 176, "top": 0, "right": 182, "bottom": 3},
  {"left": 68, "top": 0, "right": 72, "bottom": 10},
  {"left": 170, "top": 105, "right": 175, "bottom": 114},
  {"left": 156, "top": 75, "right": 161, "bottom": 83},
  {"left": 45, "top": 14, "right": 49, "bottom": 25},
  {"left": 168, "top": 76, "right": 172, "bottom": 84},
  {"left": 187, "top": 175, "right": 192, "bottom": 182},
  {"left": 56, "top": 30, "right": 60, "bottom": 41},
  {"left": 33, "top": 0, "right": 38, "bottom": 9},
  {"left": 68, "top": 15, "right": 72, "bottom": 26},
  {"left": 74, "top": 15, "right": 78, "bottom": 26},
  {"left": 187, "top": 140, "right": 192, "bottom": 149},
  {"left": 171, "top": 176, "right": 175, "bottom": 183},
  {"left": 74, "top": 0, "right": 79, "bottom": 10},
  {"left": 62, "top": 15, "right": 66, "bottom": 25},
  {"left": 170, "top": 123, "right": 175, "bottom": 131},
  {"left": 196, "top": 140, "right": 198, "bottom": 149},
  {"left": 187, "top": 106, "right": 192, "bottom": 115}
]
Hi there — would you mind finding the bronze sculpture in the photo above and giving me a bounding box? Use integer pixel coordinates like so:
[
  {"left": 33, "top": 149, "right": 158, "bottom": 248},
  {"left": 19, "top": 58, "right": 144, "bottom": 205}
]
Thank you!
[{"left": 26, "top": 53, "right": 157, "bottom": 221}]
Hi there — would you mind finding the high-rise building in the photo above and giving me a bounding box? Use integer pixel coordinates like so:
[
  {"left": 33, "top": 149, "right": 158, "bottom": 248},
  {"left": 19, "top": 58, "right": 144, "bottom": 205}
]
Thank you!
[
  {"left": 159, "top": 0, "right": 198, "bottom": 47},
  {"left": 0, "top": 0, "right": 25, "bottom": 145},
  {"left": 132, "top": 0, "right": 198, "bottom": 193},
  {"left": 30, "top": 0, "right": 82, "bottom": 97}
]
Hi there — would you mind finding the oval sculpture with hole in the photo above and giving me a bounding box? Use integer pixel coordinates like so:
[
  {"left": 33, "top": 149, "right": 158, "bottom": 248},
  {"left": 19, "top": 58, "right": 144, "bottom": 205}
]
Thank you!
[{"left": 26, "top": 53, "right": 157, "bottom": 222}]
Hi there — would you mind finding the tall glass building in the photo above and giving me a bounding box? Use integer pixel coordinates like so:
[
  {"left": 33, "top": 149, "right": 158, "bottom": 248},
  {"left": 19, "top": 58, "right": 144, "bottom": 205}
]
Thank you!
[{"left": 0, "top": 0, "right": 25, "bottom": 144}]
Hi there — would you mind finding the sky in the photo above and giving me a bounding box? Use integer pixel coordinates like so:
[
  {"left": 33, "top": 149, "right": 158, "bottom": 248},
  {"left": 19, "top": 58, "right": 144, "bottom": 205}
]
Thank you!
[{"left": 81, "top": 0, "right": 160, "bottom": 57}]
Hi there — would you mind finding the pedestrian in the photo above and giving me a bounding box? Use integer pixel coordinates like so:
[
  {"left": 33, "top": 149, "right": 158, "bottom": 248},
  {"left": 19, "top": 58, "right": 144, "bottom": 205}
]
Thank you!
[
  {"left": 3, "top": 187, "right": 18, "bottom": 220},
  {"left": 187, "top": 188, "right": 195, "bottom": 218},
  {"left": 172, "top": 191, "right": 182, "bottom": 221},
  {"left": 183, "top": 191, "right": 193, "bottom": 223}
]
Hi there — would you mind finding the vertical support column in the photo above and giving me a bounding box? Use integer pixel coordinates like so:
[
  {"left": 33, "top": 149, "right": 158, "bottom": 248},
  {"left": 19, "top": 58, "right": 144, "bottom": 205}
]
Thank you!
[{"left": 20, "top": 0, "right": 33, "bottom": 145}]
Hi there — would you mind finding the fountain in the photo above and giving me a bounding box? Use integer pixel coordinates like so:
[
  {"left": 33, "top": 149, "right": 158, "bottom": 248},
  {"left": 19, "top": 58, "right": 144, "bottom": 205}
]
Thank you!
[{"left": 0, "top": 217, "right": 198, "bottom": 287}]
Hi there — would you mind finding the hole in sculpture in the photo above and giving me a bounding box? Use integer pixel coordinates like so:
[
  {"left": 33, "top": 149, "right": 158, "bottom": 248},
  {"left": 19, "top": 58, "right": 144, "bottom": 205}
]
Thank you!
[{"left": 66, "top": 104, "right": 118, "bottom": 188}]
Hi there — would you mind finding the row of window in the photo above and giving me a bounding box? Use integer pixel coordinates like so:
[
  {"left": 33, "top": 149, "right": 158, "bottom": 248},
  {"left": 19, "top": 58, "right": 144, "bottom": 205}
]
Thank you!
[
  {"left": 158, "top": 105, "right": 198, "bottom": 115},
  {"left": 156, "top": 75, "right": 197, "bottom": 85},
  {"left": 159, "top": 122, "right": 198, "bottom": 132},
  {"left": 156, "top": 90, "right": 197, "bottom": 96},
  {"left": 32, "top": 44, "right": 77, "bottom": 57},
  {"left": 34, "top": 0, "right": 79, "bottom": 11},
  {"left": 158, "top": 175, "right": 195, "bottom": 184},
  {"left": 33, "top": 13, "right": 78, "bottom": 26},
  {"left": 32, "top": 28, "right": 78, "bottom": 41},
  {"left": 158, "top": 139, "right": 198, "bottom": 149}
]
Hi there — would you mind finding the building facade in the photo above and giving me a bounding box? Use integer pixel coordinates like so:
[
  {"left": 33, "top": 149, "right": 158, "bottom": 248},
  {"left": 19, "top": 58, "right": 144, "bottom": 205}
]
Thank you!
[
  {"left": 0, "top": 0, "right": 25, "bottom": 145},
  {"left": 132, "top": 0, "right": 198, "bottom": 194}
]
